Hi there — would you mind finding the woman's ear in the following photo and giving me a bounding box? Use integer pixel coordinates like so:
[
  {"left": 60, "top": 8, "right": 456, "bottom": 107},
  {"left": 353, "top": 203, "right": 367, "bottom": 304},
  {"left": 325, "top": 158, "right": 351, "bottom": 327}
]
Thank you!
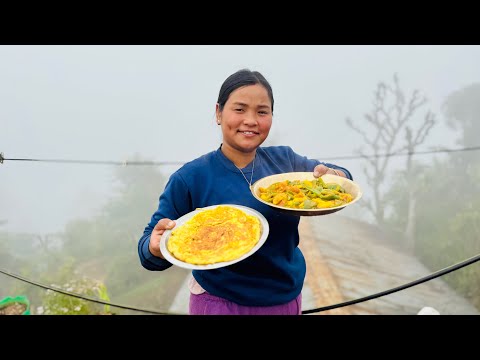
[{"left": 215, "top": 103, "right": 221, "bottom": 125}]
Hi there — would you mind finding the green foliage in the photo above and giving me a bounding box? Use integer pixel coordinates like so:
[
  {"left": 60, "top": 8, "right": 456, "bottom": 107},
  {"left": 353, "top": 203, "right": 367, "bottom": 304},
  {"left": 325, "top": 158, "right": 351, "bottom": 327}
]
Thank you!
[
  {"left": 443, "top": 83, "right": 480, "bottom": 149},
  {"left": 35, "top": 259, "right": 113, "bottom": 315},
  {"left": 62, "top": 155, "right": 166, "bottom": 260},
  {"left": 386, "top": 165, "right": 480, "bottom": 309},
  {"left": 47, "top": 155, "right": 178, "bottom": 312},
  {"left": 40, "top": 276, "right": 112, "bottom": 315},
  {"left": 0, "top": 231, "right": 38, "bottom": 300},
  {"left": 0, "top": 154, "right": 178, "bottom": 314},
  {"left": 444, "top": 206, "right": 480, "bottom": 308},
  {"left": 97, "top": 283, "right": 111, "bottom": 314},
  {"left": 384, "top": 82, "right": 480, "bottom": 310},
  {"left": 40, "top": 280, "right": 94, "bottom": 315},
  {"left": 0, "top": 232, "right": 12, "bottom": 269},
  {"left": 113, "top": 265, "right": 188, "bottom": 312}
]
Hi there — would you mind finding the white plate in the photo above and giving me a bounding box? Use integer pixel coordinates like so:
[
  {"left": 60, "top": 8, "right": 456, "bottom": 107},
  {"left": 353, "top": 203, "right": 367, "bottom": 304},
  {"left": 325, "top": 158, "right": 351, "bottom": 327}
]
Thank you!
[
  {"left": 251, "top": 172, "right": 362, "bottom": 216},
  {"left": 160, "top": 204, "right": 269, "bottom": 270}
]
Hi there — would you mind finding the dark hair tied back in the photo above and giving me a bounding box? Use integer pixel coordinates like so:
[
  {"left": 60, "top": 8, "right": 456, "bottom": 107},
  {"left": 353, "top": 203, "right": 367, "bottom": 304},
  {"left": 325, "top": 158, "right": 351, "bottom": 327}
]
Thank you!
[{"left": 217, "top": 69, "right": 274, "bottom": 113}]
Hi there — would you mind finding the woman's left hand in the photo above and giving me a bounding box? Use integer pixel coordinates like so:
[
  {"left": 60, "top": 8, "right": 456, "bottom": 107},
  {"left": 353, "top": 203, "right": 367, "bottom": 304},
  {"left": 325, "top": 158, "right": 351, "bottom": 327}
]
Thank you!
[{"left": 313, "top": 164, "right": 345, "bottom": 178}]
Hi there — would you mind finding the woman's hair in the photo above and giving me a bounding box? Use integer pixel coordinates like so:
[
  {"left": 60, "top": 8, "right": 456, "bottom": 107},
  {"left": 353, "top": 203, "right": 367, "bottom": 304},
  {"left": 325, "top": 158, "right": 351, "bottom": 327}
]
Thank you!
[{"left": 217, "top": 69, "right": 274, "bottom": 112}]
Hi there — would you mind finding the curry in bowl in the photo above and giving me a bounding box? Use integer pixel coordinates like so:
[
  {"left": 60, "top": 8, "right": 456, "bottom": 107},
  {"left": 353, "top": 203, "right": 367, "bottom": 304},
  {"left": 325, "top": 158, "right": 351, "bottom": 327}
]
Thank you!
[
  {"left": 258, "top": 177, "right": 353, "bottom": 210},
  {"left": 251, "top": 173, "right": 362, "bottom": 216}
]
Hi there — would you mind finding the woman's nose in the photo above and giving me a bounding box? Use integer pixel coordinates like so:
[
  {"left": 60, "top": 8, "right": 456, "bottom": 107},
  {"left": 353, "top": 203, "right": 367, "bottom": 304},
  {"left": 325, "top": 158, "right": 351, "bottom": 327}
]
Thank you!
[{"left": 243, "top": 112, "right": 258, "bottom": 125}]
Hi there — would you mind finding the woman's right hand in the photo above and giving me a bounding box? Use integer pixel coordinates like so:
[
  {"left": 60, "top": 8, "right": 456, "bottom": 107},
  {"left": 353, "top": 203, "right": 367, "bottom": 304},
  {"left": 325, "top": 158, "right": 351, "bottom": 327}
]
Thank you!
[{"left": 149, "top": 218, "right": 176, "bottom": 259}]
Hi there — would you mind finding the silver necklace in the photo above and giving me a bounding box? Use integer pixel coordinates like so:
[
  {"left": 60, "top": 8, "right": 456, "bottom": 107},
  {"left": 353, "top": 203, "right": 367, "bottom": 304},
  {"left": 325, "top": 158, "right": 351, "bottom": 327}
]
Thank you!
[{"left": 235, "top": 155, "right": 256, "bottom": 188}]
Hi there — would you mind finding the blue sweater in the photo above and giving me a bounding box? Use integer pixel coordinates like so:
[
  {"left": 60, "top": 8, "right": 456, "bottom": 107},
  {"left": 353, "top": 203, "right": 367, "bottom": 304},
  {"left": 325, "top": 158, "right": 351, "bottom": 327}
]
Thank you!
[{"left": 138, "top": 145, "right": 352, "bottom": 306}]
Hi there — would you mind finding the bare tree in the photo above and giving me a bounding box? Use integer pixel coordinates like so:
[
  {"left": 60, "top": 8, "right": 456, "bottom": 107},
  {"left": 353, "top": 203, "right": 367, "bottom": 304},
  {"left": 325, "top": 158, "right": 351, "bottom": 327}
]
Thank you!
[
  {"left": 346, "top": 73, "right": 435, "bottom": 251},
  {"left": 36, "top": 233, "right": 64, "bottom": 261}
]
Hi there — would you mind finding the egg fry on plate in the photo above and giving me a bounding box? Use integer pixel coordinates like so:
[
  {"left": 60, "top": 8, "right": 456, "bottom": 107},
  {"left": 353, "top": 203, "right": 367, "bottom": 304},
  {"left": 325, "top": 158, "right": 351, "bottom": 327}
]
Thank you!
[{"left": 166, "top": 205, "right": 262, "bottom": 266}]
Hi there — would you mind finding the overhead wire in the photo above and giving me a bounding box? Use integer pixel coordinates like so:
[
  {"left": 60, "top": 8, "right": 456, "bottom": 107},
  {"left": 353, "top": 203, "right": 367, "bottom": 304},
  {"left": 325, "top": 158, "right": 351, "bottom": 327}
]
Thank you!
[
  {"left": 1, "top": 145, "right": 480, "bottom": 166},
  {"left": 0, "top": 267, "right": 178, "bottom": 315},
  {"left": 1, "top": 252, "right": 479, "bottom": 315},
  {"left": 302, "top": 252, "right": 480, "bottom": 314},
  {"left": 1, "top": 145, "right": 480, "bottom": 314}
]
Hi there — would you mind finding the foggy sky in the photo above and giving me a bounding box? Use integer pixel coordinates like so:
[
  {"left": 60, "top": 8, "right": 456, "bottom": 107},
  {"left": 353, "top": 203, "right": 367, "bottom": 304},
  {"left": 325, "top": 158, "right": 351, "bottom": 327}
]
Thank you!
[{"left": 1, "top": 45, "right": 480, "bottom": 234}]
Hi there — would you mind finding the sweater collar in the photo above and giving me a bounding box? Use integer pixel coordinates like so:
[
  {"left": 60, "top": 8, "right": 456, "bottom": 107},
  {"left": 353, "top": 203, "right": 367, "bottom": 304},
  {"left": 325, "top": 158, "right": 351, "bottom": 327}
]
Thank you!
[{"left": 215, "top": 144, "right": 257, "bottom": 173}]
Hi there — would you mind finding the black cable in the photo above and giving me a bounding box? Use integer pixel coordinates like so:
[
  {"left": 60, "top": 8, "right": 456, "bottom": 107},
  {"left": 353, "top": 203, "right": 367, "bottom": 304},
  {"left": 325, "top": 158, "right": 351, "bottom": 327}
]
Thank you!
[
  {"left": 0, "top": 268, "right": 178, "bottom": 315},
  {"left": 0, "top": 157, "right": 184, "bottom": 166},
  {"left": 321, "top": 145, "right": 480, "bottom": 161},
  {"left": 302, "top": 252, "right": 480, "bottom": 314},
  {"left": 1, "top": 145, "right": 480, "bottom": 166},
  {"left": 2, "top": 252, "right": 479, "bottom": 315},
  {"left": 2, "top": 147, "right": 480, "bottom": 314}
]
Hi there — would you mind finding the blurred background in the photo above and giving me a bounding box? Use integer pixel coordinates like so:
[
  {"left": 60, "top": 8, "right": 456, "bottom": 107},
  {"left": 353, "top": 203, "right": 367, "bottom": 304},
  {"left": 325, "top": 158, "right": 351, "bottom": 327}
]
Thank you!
[{"left": 1, "top": 45, "right": 479, "bottom": 314}]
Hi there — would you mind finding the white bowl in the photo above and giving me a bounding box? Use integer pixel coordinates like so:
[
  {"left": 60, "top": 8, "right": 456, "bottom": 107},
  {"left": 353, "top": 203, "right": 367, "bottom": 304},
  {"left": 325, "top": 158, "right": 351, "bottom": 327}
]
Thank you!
[{"left": 251, "top": 172, "right": 362, "bottom": 216}]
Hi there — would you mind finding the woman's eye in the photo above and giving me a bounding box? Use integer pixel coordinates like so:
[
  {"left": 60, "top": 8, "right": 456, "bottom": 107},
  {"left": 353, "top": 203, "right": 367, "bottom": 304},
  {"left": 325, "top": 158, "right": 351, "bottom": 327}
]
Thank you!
[
  {"left": 259, "top": 111, "right": 269, "bottom": 115},
  {"left": 235, "top": 108, "right": 244, "bottom": 112}
]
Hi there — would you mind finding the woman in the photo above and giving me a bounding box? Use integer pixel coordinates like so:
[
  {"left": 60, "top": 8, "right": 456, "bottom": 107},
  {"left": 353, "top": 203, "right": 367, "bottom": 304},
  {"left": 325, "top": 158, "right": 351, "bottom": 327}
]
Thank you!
[{"left": 138, "top": 68, "right": 353, "bottom": 315}]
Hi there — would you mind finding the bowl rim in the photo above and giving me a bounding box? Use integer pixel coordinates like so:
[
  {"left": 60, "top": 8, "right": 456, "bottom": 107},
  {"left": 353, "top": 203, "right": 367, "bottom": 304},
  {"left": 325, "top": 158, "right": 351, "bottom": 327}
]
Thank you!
[{"left": 250, "top": 172, "right": 362, "bottom": 216}]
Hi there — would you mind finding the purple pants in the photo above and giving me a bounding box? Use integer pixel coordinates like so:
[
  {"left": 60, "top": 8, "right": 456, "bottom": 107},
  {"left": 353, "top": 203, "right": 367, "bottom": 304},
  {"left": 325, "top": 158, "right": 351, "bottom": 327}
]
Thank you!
[{"left": 189, "top": 291, "right": 302, "bottom": 315}]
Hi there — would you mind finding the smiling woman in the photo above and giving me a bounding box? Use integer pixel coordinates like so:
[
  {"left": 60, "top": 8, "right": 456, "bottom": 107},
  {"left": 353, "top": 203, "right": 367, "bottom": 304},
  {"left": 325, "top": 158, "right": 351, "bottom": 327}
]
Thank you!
[
  {"left": 215, "top": 82, "right": 273, "bottom": 162},
  {"left": 137, "top": 68, "right": 353, "bottom": 315}
]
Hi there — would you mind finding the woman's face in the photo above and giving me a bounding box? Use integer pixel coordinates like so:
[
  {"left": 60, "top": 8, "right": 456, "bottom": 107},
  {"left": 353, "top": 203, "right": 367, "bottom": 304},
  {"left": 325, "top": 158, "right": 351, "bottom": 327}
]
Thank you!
[{"left": 216, "top": 84, "right": 273, "bottom": 154}]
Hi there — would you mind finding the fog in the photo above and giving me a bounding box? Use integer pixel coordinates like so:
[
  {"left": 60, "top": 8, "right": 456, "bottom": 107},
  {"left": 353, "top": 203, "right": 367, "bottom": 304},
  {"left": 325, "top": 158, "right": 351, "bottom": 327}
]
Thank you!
[
  {"left": 1, "top": 45, "right": 479, "bottom": 314},
  {"left": 2, "top": 45, "right": 476, "bottom": 233}
]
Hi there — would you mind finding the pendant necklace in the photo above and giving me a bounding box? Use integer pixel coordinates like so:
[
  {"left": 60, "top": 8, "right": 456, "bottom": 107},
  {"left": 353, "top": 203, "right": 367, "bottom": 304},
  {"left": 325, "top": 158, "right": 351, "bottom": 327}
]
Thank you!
[{"left": 234, "top": 154, "right": 256, "bottom": 189}]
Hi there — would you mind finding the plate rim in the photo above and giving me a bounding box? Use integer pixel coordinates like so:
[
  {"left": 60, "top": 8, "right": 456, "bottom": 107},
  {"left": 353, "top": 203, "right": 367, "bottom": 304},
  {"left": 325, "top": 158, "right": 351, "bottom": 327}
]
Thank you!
[
  {"left": 250, "top": 172, "right": 363, "bottom": 216},
  {"left": 159, "top": 204, "right": 270, "bottom": 270}
]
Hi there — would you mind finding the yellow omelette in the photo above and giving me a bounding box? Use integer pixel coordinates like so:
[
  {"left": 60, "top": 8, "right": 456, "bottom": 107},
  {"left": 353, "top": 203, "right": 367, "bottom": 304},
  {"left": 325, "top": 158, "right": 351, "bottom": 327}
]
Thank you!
[{"left": 167, "top": 205, "right": 261, "bottom": 265}]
